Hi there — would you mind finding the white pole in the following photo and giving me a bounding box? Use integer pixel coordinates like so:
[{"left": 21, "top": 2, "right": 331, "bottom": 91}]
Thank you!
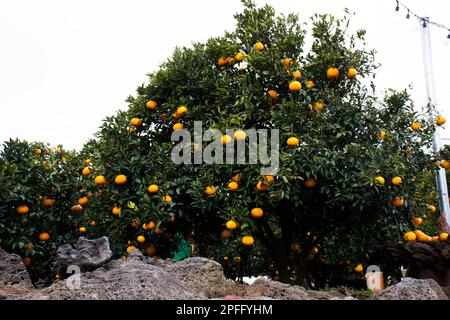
[{"left": 420, "top": 17, "right": 450, "bottom": 224}]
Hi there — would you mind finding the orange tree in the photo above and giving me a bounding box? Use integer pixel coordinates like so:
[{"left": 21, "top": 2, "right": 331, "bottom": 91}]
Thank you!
[
  {"left": 78, "top": 0, "right": 443, "bottom": 286},
  {"left": 0, "top": 139, "right": 85, "bottom": 283}
]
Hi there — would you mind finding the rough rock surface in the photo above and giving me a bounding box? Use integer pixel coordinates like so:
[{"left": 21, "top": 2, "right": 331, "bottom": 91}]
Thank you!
[
  {"left": 0, "top": 248, "right": 33, "bottom": 289},
  {"left": 165, "top": 257, "right": 227, "bottom": 298},
  {"left": 3, "top": 237, "right": 450, "bottom": 300},
  {"left": 374, "top": 277, "right": 448, "bottom": 300},
  {"left": 22, "top": 249, "right": 203, "bottom": 300},
  {"left": 244, "top": 278, "right": 311, "bottom": 300},
  {"left": 55, "top": 236, "right": 112, "bottom": 273}
]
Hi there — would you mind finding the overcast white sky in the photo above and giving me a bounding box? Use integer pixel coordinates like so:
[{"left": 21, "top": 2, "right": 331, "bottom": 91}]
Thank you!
[{"left": 1, "top": 0, "right": 450, "bottom": 150}]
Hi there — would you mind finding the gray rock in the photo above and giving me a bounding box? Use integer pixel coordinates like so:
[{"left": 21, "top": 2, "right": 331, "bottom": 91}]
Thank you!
[
  {"left": 165, "top": 257, "right": 227, "bottom": 298},
  {"left": 27, "top": 255, "right": 204, "bottom": 300},
  {"left": 245, "top": 278, "right": 311, "bottom": 300},
  {"left": 306, "top": 290, "right": 347, "bottom": 300},
  {"left": 442, "top": 286, "right": 450, "bottom": 299},
  {"left": 55, "top": 237, "right": 112, "bottom": 273},
  {"left": 0, "top": 248, "right": 33, "bottom": 289},
  {"left": 374, "top": 277, "right": 448, "bottom": 300}
]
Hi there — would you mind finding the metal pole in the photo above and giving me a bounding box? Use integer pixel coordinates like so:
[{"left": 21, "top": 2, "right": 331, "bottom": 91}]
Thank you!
[{"left": 420, "top": 17, "right": 450, "bottom": 223}]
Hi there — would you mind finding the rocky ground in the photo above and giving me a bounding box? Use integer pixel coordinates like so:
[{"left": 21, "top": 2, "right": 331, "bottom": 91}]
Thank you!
[{"left": 0, "top": 237, "right": 449, "bottom": 300}]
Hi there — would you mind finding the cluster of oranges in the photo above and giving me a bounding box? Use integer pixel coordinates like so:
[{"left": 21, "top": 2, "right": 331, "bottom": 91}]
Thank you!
[
  {"left": 403, "top": 230, "right": 448, "bottom": 242},
  {"left": 373, "top": 175, "right": 408, "bottom": 208}
]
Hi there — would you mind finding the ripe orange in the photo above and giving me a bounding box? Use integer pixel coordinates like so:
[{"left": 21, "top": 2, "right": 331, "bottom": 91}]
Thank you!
[
  {"left": 327, "top": 67, "right": 339, "bottom": 80},
  {"left": 354, "top": 264, "right": 363, "bottom": 273},
  {"left": 94, "top": 175, "right": 107, "bottom": 186},
  {"left": 440, "top": 160, "right": 450, "bottom": 169},
  {"left": 148, "top": 184, "right": 159, "bottom": 193},
  {"left": 82, "top": 167, "right": 92, "bottom": 176},
  {"left": 225, "top": 57, "right": 234, "bottom": 65},
  {"left": 39, "top": 232, "right": 50, "bottom": 241},
  {"left": 378, "top": 130, "right": 386, "bottom": 139},
  {"left": 173, "top": 123, "right": 184, "bottom": 131},
  {"left": 391, "top": 197, "right": 404, "bottom": 207},
  {"left": 146, "top": 246, "right": 156, "bottom": 255},
  {"left": 34, "top": 148, "right": 42, "bottom": 155},
  {"left": 170, "top": 215, "right": 175, "bottom": 222},
  {"left": 289, "top": 81, "right": 302, "bottom": 91},
  {"left": 79, "top": 227, "right": 86, "bottom": 233},
  {"left": 374, "top": 176, "right": 385, "bottom": 185},
  {"left": 436, "top": 116, "right": 446, "bottom": 126},
  {"left": 137, "top": 236, "right": 145, "bottom": 243},
  {"left": 439, "top": 233, "right": 448, "bottom": 241},
  {"left": 177, "top": 105, "right": 188, "bottom": 115},
  {"left": 16, "top": 205, "right": 29, "bottom": 215},
  {"left": 231, "top": 174, "right": 241, "bottom": 183},
  {"left": 90, "top": 220, "right": 96, "bottom": 226},
  {"left": 130, "top": 118, "right": 142, "bottom": 127},
  {"left": 221, "top": 230, "right": 231, "bottom": 239},
  {"left": 255, "top": 41, "right": 264, "bottom": 51},
  {"left": 414, "top": 230, "right": 430, "bottom": 242},
  {"left": 305, "top": 178, "right": 317, "bottom": 188},
  {"left": 218, "top": 57, "right": 227, "bottom": 66},
  {"left": 112, "top": 206, "right": 121, "bottom": 216},
  {"left": 306, "top": 80, "right": 315, "bottom": 88},
  {"left": 23, "top": 257, "right": 32, "bottom": 267},
  {"left": 282, "top": 58, "right": 292, "bottom": 67},
  {"left": 292, "top": 70, "right": 301, "bottom": 79},
  {"left": 220, "top": 135, "right": 232, "bottom": 145},
  {"left": 241, "top": 236, "right": 254, "bottom": 246},
  {"left": 391, "top": 176, "right": 402, "bottom": 186},
  {"left": 163, "top": 195, "right": 172, "bottom": 202},
  {"left": 115, "top": 174, "right": 127, "bottom": 185},
  {"left": 205, "top": 186, "right": 217, "bottom": 195},
  {"left": 264, "top": 176, "right": 274, "bottom": 183},
  {"left": 78, "top": 197, "right": 88, "bottom": 206},
  {"left": 233, "top": 130, "right": 246, "bottom": 141},
  {"left": 235, "top": 52, "right": 244, "bottom": 62},
  {"left": 311, "top": 247, "right": 319, "bottom": 254},
  {"left": 172, "top": 112, "right": 181, "bottom": 119},
  {"left": 347, "top": 68, "right": 357, "bottom": 79},
  {"left": 268, "top": 90, "right": 279, "bottom": 99},
  {"left": 71, "top": 204, "right": 83, "bottom": 213},
  {"left": 43, "top": 198, "right": 55, "bottom": 207},
  {"left": 403, "top": 231, "right": 416, "bottom": 241},
  {"left": 256, "top": 181, "right": 268, "bottom": 191},
  {"left": 251, "top": 208, "right": 264, "bottom": 218},
  {"left": 146, "top": 100, "right": 158, "bottom": 110},
  {"left": 313, "top": 102, "right": 324, "bottom": 111},
  {"left": 427, "top": 205, "right": 437, "bottom": 213},
  {"left": 226, "top": 220, "right": 238, "bottom": 230},
  {"left": 411, "top": 122, "right": 421, "bottom": 131},
  {"left": 287, "top": 137, "right": 300, "bottom": 147},
  {"left": 126, "top": 246, "right": 136, "bottom": 254},
  {"left": 413, "top": 217, "right": 423, "bottom": 225},
  {"left": 228, "top": 181, "right": 238, "bottom": 191},
  {"left": 146, "top": 221, "right": 156, "bottom": 229},
  {"left": 25, "top": 243, "right": 33, "bottom": 250}
]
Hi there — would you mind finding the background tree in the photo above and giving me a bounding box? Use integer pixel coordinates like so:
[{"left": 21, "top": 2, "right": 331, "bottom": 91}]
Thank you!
[
  {"left": 79, "top": 0, "right": 442, "bottom": 286},
  {"left": 0, "top": 0, "right": 446, "bottom": 287}
]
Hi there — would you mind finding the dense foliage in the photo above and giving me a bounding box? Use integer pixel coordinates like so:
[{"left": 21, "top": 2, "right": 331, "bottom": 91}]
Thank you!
[{"left": 0, "top": 1, "right": 446, "bottom": 287}]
